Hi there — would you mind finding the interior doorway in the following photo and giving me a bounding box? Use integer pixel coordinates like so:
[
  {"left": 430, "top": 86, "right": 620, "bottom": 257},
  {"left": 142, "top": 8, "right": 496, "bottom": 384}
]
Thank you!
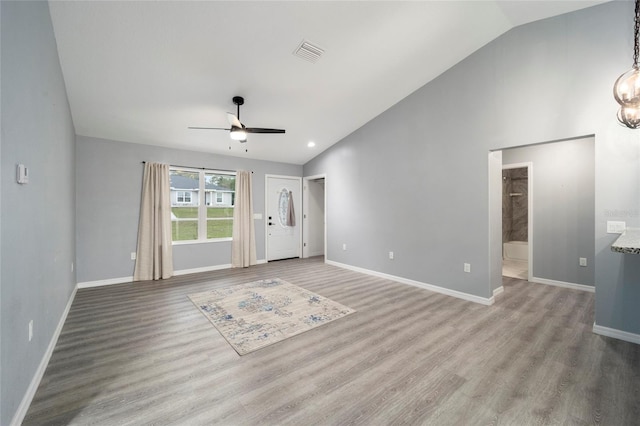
[
  {"left": 502, "top": 163, "right": 532, "bottom": 281},
  {"left": 302, "top": 174, "right": 326, "bottom": 258}
]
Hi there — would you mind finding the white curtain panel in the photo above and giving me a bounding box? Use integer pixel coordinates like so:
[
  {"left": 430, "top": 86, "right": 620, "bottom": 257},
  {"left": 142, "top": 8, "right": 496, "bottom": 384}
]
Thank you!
[
  {"left": 133, "top": 162, "right": 174, "bottom": 281},
  {"left": 232, "top": 170, "right": 257, "bottom": 268}
]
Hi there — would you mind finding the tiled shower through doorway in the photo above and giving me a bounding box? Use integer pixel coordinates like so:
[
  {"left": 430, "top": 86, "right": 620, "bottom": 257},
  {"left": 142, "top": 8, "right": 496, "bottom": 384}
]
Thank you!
[{"left": 502, "top": 166, "right": 528, "bottom": 280}]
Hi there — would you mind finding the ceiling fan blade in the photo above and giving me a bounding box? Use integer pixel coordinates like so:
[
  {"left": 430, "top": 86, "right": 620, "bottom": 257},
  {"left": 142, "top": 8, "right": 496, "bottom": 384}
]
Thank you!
[
  {"left": 245, "top": 128, "right": 286, "bottom": 134},
  {"left": 227, "top": 112, "right": 242, "bottom": 129},
  {"left": 188, "top": 127, "right": 230, "bottom": 130}
]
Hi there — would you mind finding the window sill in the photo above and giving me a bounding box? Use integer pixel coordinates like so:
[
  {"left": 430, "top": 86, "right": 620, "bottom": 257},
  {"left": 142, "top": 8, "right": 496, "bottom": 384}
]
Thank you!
[{"left": 172, "top": 237, "right": 232, "bottom": 246}]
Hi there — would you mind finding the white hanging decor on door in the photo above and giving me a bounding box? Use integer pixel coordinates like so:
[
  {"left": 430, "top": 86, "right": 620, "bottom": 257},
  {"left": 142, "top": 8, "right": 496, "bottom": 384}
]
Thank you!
[
  {"left": 276, "top": 189, "right": 296, "bottom": 227},
  {"left": 286, "top": 190, "right": 296, "bottom": 227}
]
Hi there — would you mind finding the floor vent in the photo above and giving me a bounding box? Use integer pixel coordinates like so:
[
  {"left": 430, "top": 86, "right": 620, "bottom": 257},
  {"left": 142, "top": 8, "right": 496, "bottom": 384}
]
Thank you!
[{"left": 293, "top": 40, "right": 324, "bottom": 63}]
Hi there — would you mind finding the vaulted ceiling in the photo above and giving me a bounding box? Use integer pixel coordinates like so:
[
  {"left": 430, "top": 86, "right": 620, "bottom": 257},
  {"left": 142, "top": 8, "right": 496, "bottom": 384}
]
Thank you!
[{"left": 49, "top": 1, "right": 608, "bottom": 165}]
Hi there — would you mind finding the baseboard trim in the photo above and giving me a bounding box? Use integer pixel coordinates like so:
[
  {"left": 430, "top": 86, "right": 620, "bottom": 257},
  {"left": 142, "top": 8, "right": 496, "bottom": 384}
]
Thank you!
[
  {"left": 493, "top": 286, "right": 504, "bottom": 297},
  {"left": 77, "top": 276, "right": 133, "bottom": 288},
  {"left": 11, "top": 284, "right": 78, "bottom": 426},
  {"left": 593, "top": 323, "right": 640, "bottom": 345},
  {"left": 326, "top": 260, "right": 494, "bottom": 306},
  {"left": 174, "top": 264, "right": 231, "bottom": 276},
  {"left": 531, "top": 277, "right": 595, "bottom": 293},
  {"left": 78, "top": 260, "right": 269, "bottom": 288}
]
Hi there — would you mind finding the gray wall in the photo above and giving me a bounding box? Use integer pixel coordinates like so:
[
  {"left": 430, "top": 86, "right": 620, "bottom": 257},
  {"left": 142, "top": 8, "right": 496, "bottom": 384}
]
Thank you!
[
  {"left": 503, "top": 137, "right": 595, "bottom": 286},
  {"left": 1, "top": 1, "right": 77, "bottom": 424},
  {"left": 76, "top": 136, "right": 302, "bottom": 283},
  {"left": 304, "top": 2, "right": 640, "bottom": 334}
]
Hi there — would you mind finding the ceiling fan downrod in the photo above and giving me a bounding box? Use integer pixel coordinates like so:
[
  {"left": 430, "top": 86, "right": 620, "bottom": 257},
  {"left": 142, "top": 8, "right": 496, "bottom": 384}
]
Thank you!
[{"left": 232, "top": 96, "right": 244, "bottom": 121}]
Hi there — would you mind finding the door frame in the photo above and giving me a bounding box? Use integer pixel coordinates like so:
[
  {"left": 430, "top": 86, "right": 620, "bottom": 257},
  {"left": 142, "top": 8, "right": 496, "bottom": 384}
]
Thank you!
[
  {"left": 264, "top": 174, "right": 303, "bottom": 261},
  {"left": 302, "top": 173, "right": 327, "bottom": 259},
  {"left": 502, "top": 161, "right": 533, "bottom": 282}
]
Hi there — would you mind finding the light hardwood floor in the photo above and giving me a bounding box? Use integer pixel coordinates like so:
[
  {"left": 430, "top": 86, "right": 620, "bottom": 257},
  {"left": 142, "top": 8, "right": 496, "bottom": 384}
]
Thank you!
[{"left": 24, "top": 257, "right": 640, "bottom": 425}]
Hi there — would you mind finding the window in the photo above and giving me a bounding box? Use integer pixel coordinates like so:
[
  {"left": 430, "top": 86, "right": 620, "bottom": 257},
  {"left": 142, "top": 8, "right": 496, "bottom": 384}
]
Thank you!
[
  {"left": 278, "top": 188, "right": 290, "bottom": 226},
  {"left": 170, "top": 168, "right": 235, "bottom": 243},
  {"left": 176, "top": 191, "right": 192, "bottom": 204}
]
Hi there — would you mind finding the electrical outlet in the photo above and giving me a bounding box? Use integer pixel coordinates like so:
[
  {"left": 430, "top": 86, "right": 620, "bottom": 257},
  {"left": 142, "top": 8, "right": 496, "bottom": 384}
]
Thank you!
[
  {"left": 389, "top": 251, "right": 394, "bottom": 260},
  {"left": 607, "top": 221, "right": 626, "bottom": 234},
  {"left": 464, "top": 263, "right": 471, "bottom": 273},
  {"left": 579, "top": 257, "right": 587, "bottom": 267},
  {"left": 342, "top": 243, "right": 347, "bottom": 251},
  {"left": 131, "top": 252, "right": 137, "bottom": 260},
  {"left": 29, "top": 320, "right": 33, "bottom": 342}
]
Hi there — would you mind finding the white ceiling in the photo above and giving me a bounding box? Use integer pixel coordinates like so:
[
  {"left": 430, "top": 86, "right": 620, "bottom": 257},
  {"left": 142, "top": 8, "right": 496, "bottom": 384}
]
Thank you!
[{"left": 49, "top": 1, "right": 608, "bottom": 165}]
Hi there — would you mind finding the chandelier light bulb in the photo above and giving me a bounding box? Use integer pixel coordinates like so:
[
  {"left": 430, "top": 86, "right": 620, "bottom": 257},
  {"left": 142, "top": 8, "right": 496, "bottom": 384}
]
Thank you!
[
  {"left": 617, "top": 105, "right": 640, "bottom": 128},
  {"left": 613, "top": 66, "right": 640, "bottom": 107}
]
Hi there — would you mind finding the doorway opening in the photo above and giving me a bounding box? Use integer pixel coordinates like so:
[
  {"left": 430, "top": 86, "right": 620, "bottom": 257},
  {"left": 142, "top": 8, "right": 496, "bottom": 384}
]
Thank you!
[
  {"left": 302, "top": 174, "right": 326, "bottom": 259},
  {"left": 502, "top": 163, "right": 532, "bottom": 280},
  {"left": 489, "top": 135, "right": 596, "bottom": 297}
]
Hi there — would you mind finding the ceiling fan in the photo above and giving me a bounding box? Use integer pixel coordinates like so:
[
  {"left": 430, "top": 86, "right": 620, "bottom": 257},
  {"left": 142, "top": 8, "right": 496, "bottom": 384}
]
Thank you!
[{"left": 188, "top": 96, "right": 285, "bottom": 143}]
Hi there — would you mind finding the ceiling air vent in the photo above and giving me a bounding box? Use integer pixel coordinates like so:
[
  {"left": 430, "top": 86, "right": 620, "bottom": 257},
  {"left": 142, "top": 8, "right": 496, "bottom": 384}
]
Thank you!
[{"left": 293, "top": 40, "right": 324, "bottom": 63}]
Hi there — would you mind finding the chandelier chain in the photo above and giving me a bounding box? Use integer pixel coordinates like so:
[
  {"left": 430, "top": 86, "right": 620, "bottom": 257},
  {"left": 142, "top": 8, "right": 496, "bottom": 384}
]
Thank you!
[{"left": 635, "top": 0, "right": 639, "bottom": 67}]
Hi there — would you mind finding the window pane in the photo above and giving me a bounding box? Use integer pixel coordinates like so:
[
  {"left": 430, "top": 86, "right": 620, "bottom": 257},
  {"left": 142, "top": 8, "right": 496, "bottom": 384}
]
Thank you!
[
  {"left": 172, "top": 219, "right": 198, "bottom": 241},
  {"left": 207, "top": 218, "right": 233, "bottom": 239},
  {"left": 205, "top": 172, "right": 235, "bottom": 239},
  {"left": 170, "top": 170, "right": 199, "bottom": 241}
]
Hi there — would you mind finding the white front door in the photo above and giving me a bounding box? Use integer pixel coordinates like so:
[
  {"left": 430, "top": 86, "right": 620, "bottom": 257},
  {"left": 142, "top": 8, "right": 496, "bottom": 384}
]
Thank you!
[{"left": 266, "top": 176, "right": 302, "bottom": 261}]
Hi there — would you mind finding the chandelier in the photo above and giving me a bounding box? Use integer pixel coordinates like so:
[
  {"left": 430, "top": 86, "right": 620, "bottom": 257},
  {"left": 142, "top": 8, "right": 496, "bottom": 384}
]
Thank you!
[{"left": 614, "top": 0, "right": 640, "bottom": 128}]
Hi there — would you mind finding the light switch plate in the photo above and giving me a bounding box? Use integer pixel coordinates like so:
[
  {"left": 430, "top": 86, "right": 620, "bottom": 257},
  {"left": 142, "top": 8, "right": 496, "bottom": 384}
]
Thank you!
[{"left": 607, "top": 221, "right": 626, "bottom": 234}]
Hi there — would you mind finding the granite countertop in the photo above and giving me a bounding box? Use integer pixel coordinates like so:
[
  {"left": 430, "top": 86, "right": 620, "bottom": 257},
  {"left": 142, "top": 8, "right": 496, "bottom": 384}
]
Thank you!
[{"left": 611, "top": 228, "right": 640, "bottom": 254}]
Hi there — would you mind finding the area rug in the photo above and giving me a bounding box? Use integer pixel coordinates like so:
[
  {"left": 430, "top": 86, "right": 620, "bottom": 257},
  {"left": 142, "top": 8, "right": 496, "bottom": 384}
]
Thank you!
[{"left": 188, "top": 278, "right": 355, "bottom": 355}]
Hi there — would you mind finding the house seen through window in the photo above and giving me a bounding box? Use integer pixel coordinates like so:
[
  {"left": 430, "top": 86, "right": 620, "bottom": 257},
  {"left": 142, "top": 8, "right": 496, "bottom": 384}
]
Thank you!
[
  {"left": 169, "top": 168, "right": 235, "bottom": 242},
  {"left": 176, "top": 191, "right": 192, "bottom": 204}
]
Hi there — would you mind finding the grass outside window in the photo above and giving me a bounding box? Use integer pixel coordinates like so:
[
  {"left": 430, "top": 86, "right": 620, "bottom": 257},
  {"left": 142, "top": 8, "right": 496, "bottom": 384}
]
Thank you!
[{"left": 172, "top": 207, "right": 234, "bottom": 241}]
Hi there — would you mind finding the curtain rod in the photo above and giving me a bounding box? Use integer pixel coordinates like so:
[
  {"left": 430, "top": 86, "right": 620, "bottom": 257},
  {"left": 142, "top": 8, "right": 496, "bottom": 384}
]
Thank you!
[{"left": 141, "top": 161, "right": 252, "bottom": 174}]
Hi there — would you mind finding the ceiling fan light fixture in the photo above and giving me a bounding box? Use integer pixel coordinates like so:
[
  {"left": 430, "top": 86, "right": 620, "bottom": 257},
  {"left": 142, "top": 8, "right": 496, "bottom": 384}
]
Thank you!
[
  {"left": 188, "top": 97, "right": 284, "bottom": 144},
  {"left": 230, "top": 127, "right": 247, "bottom": 141}
]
